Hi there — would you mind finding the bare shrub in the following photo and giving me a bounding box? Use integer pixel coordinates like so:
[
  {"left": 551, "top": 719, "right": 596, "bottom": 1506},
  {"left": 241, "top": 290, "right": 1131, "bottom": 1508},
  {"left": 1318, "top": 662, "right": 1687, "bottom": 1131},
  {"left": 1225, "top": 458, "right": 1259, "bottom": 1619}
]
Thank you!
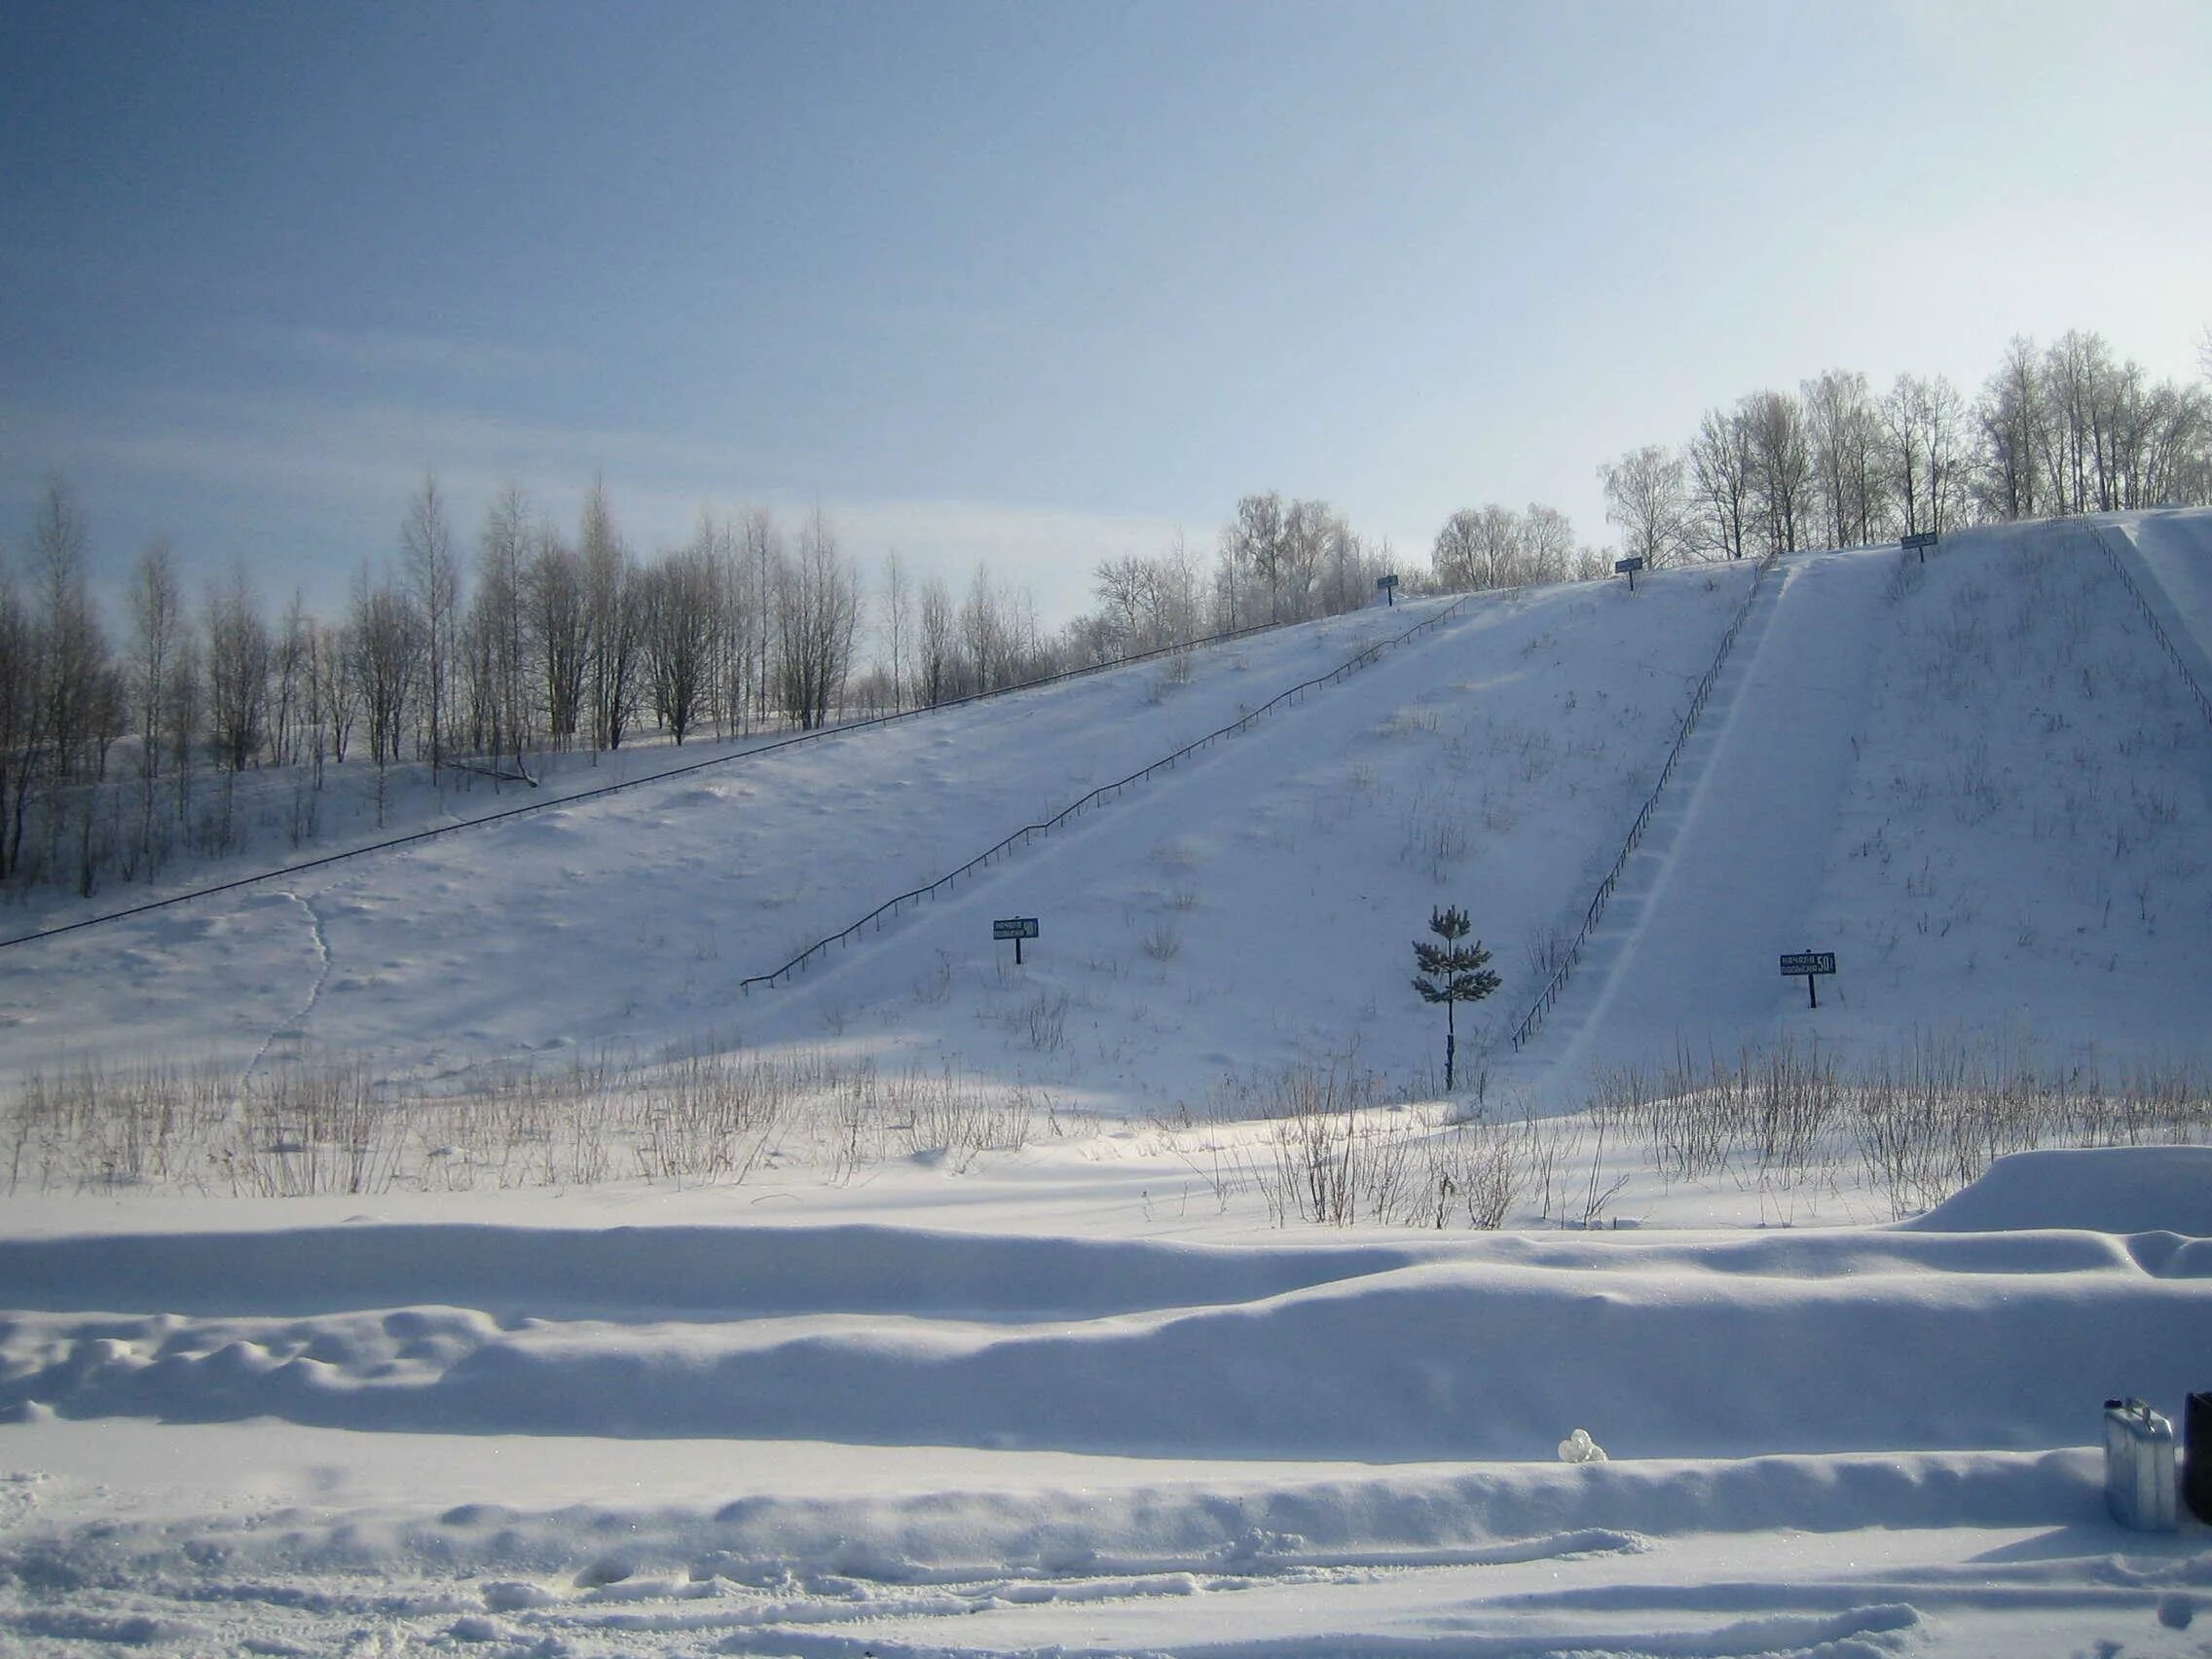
[
  {"left": 1377, "top": 707, "right": 1439, "bottom": 740},
  {"left": 1424, "top": 1108, "right": 1530, "bottom": 1229},
  {"left": 1523, "top": 922, "right": 1572, "bottom": 986},
  {"left": 1251, "top": 1061, "right": 1394, "bottom": 1226},
  {"left": 1015, "top": 989, "right": 1069, "bottom": 1051},
  {"left": 1232, "top": 1059, "right": 1523, "bottom": 1230},
  {"left": 631, "top": 1053, "right": 787, "bottom": 1188},
  {"left": 1582, "top": 1032, "right": 2212, "bottom": 1221},
  {"left": 910, "top": 949, "right": 953, "bottom": 1006},
  {"left": 882, "top": 1064, "right": 1033, "bottom": 1169},
  {"left": 1, "top": 1043, "right": 1027, "bottom": 1198}
]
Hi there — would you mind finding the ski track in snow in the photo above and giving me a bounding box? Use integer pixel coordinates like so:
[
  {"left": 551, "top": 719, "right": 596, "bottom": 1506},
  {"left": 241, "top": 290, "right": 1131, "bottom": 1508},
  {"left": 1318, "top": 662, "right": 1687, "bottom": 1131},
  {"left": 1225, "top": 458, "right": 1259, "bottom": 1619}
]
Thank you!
[{"left": 240, "top": 888, "right": 336, "bottom": 1082}]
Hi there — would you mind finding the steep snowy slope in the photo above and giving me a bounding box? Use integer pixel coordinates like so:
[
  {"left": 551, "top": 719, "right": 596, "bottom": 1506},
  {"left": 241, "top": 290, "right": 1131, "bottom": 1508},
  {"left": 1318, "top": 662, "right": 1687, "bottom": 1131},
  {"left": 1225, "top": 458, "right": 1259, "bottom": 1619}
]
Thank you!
[
  {"left": 1527, "top": 516, "right": 2212, "bottom": 1083},
  {"left": 0, "top": 570, "right": 1755, "bottom": 1104},
  {"left": 4, "top": 513, "right": 2208, "bottom": 1110}
]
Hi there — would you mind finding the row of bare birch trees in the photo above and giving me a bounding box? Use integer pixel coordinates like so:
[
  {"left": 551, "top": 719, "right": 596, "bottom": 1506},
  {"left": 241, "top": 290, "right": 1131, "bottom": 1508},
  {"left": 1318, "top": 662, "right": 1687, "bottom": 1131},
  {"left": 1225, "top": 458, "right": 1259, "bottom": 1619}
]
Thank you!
[
  {"left": 1588, "top": 329, "right": 2212, "bottom": 571},
  {"left": 0, "top": 471, "right": 1401, "bottom": 900}
]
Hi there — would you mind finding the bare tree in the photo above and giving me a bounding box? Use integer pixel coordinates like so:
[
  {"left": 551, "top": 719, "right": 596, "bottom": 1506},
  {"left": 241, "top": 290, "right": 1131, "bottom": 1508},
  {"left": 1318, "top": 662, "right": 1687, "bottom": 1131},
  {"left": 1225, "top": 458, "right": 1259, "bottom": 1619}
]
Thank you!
[
  {"left": 1523, "top": 503, "right": 1576, "bottom": 584},
  {"left": 125, "top": 539, "right": 184, "bottom": 861},
  {"left": 1431, "top": 509, "right": 1482, "bottom": 590},
  {"left": 1742, "top": 391, "right": 1813, "bottom": 553},
  {"left": 1476, "top": 503, "right": 1527, "bottom": 586},
  {"left": 0, "top": 547, "right": 32, "bottom": 882},
  {"left": 1155, "top": 532, "right": 1202, "bottom": 644},
  {"left": 1975, "top": 337, "right": 2045, "bottom": 522},
  {"left": 401, "top": 473, "right": 460, "bottom": 776},
  {"left": 580, "top": 481, "right": 640, "bottom": 751},
  {"left": 29, "top": 476, "right": 103, "bottom": 784},
  {"left": 270, "top": 589, "right": 311, "bottom": 770},
  {"left": 773, "top": 507, "right": 859, "bottom": 729},
  {"left": 2137, "top": 381, "right": 2210, "bottom": 505},
  {"left": 1687, "top": 405, "right": 1755, "bottom": 560},
  {"left": 959, "top": 563, "right": 1013, "bottom": 691},
  {"left": 310, "top": 618, "right": 353, "bottom": 774},
  {"left": 1233, "top": 492, "right": 1287, "bottom": 621},
  {"left": 1006, "top": 580, "right": 1045, "bottom": 682},
  {"left": 916, "top": 573, "right": 955, "bottom": 707},
  {"left": 473, "top": 485, "right": 534, "bottom": 775},
  {"left": 1280, "top": 498, "right": 1332, "bottom": 619},
  {"left": 708, "top": 516, "right": 760, "bottom": 736},
  {"left": 878, "top": 548, "right": 911, "bottom": 711},
  {"left": 743, "top": 507, "right": 780, "bottom": 728},
  {"left": 1602, "top": 445, "right": 1693, "bottom": 568},
  {"left": 166, "top": 635, "right": 202, "bottom": 835},
  {"left": 1803, "top": 369, "right": 1883, "bottom": 547},
  {"left": 526, "top": 528, "right": 588, "bottom": 749},
  {"left": 642, "top": 540, "right": 719, "bottom": 745},
  {"left": 1209, "top": 523, "right": 1247, "bottom": 632},
  {"left": 2039, "top": 330, "right": 2106, "bottom": 515},
  {"left": 1320, "top": 515, "right": 1372, "bottom": 613},
  {"left": 1881, "top": 374, "right": 1967, "bottom": 536},
  {"left": 1922, "top": 374, "right": 1969, "bottom": 533},
  {"left": 204, "top": 564, "right": 271, "bottom": 774},
  {"left": 348, "top": 564, "right": 423, "bottom": 819},
  {"left": 1092, "top": 554, "right": 1157, "bottom": 654}
]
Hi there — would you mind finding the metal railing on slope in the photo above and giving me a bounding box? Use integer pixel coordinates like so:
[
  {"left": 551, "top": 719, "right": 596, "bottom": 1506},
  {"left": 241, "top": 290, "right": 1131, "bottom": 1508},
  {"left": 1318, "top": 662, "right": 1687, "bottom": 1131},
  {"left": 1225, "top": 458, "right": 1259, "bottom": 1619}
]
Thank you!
[
  {"left": 1508, "top": 552, "right": 1783, "bottom": 1052},
  {"left": 0, "top": 605, "right": 1355, "bottom": 954},
  {"left": 2090, "top": 525, "right": 2212, "bottom": 728},
  {"left": 739, "top": 592, "right": 1489, "bottom": 992}
]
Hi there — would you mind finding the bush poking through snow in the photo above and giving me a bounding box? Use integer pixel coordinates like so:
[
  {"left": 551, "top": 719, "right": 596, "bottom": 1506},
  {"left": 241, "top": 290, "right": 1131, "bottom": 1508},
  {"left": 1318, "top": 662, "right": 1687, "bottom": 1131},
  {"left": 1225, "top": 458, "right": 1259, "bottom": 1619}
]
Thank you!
[
  {"left": 1590, "top": 1034, "right": 2212, "bottom": 1219},
  {"left": 2, "top": 1048, "right": 1039, "bottom": 1196}
]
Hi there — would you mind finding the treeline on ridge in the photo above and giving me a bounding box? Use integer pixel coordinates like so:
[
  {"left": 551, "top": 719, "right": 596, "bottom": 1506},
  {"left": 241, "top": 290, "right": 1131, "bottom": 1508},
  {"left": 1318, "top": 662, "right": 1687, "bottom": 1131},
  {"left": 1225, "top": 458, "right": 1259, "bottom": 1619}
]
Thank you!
[{"left": 2, "top": 324, "right": 2206, "bottom": 903}]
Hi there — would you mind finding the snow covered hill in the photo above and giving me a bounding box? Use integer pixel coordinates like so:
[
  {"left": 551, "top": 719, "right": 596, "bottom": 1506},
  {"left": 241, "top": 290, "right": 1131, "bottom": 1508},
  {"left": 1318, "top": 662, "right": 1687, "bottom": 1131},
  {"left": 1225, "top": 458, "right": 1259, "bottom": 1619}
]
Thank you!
[{"left": 4, "top": 512, "right": 2211, "bottom": 1657}]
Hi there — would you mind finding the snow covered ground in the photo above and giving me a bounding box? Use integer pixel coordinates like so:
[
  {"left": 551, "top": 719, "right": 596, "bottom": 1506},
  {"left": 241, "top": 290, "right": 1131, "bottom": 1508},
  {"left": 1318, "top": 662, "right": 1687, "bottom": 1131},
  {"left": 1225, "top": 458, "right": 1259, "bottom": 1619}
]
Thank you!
[
  {"left": 3, "top": 1145, "right": 2208, "bottom": 1656},
  {"left": 4, "top": 513, "right": 2211, "bottom": 1655}
]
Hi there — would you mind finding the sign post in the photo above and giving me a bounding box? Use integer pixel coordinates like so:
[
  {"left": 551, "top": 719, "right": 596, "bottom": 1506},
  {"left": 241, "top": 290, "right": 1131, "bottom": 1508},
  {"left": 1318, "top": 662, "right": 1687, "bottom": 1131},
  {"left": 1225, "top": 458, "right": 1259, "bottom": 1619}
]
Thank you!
[
  {"left": 1376, "top": 572, "right": 1398, "bottom": 607},
  {"left": 993, "top": 916, "right": 1040, "bottom": 966},
  {"left": 1901, "top": 531, "right": 1938, "bottom": 564},
  {"left": 1779, "top": 950, "right": 1837, "bottom": 1009},
  {"left": 1614, "top": 556, "right": 1644, "bottom": 592}
]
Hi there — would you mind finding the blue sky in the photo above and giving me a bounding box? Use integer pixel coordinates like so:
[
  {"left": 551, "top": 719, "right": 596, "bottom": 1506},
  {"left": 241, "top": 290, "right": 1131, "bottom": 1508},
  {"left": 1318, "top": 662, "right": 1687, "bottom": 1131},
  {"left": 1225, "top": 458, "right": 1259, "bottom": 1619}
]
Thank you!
[{"left": 4, "top": 0, "right": 2207, "bottom": 624}]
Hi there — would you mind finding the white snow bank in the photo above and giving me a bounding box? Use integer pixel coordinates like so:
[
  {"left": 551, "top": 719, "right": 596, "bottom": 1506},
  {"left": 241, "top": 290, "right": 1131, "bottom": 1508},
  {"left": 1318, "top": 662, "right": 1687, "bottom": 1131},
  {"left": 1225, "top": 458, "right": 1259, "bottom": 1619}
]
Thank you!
[
  {"left": 1902, "top": 1146, "right": 2212, "bottom": 1237},
  {"left": 12, "top": 1427, "right": 2177, "bottom": 1659},
  {"left": 8, "top": 1208, "right": 2207, "bottom": 1460},
  {"left": 0, "top": 1424, "right": 2099, "bottom": 1585}
]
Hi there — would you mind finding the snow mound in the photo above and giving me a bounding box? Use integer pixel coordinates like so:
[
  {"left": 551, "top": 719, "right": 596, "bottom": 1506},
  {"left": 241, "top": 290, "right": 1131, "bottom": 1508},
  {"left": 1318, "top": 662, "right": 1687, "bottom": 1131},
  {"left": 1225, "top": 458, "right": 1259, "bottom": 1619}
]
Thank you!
[{"left": 1902, "top": 1146, "right": 2212, "bottom": 1237}]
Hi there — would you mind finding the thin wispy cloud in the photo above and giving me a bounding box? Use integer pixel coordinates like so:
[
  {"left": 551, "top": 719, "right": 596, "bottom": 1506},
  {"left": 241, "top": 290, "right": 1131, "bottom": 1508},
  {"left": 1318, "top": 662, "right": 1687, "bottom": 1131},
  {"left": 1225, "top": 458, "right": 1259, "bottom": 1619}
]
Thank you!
[
  {"left": 2, "top": 1, "right": 2206, "bottom": 619},
  {"left": 3, "top": 385, "right": 1190, "bottom": 621},
  {"left": 240, "top": 322, "right": 595, "bottom": 385}
]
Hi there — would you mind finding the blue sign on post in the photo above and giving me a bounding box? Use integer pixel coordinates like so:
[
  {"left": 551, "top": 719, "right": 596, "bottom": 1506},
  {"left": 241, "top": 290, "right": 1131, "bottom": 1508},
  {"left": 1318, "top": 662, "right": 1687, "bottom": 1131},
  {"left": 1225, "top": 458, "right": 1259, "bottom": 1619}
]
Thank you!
[
  {"left": 1614, "top": 556, "right": 1644, "bottom": 591},
  {"left": 994, "top": 916, "right": 1040, "bottom": 964},
  {"left": 1779, "top": 950, "right": 1836, "bottom": 1008},
  {"left": 1902, "top": 531, "right": 1938, "bottom": 563},
  {"left": 1376, "top": 573, "right": 1398, "bottom": 607}
]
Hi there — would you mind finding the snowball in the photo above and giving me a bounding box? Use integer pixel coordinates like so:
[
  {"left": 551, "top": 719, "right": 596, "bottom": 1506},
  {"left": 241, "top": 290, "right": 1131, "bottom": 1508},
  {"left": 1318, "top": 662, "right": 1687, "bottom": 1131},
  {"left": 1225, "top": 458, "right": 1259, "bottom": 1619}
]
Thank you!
[{"left": 1558, "top": 1428, "right": 1608, "bottom": 1463}]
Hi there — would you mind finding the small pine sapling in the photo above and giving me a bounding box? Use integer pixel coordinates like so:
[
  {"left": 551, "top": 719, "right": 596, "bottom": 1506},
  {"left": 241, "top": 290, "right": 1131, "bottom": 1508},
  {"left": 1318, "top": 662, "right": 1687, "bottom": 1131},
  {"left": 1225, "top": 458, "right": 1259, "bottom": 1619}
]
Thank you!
[{"left": 1411, "top": 904, "right": 1500, "bottom": 1091}]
